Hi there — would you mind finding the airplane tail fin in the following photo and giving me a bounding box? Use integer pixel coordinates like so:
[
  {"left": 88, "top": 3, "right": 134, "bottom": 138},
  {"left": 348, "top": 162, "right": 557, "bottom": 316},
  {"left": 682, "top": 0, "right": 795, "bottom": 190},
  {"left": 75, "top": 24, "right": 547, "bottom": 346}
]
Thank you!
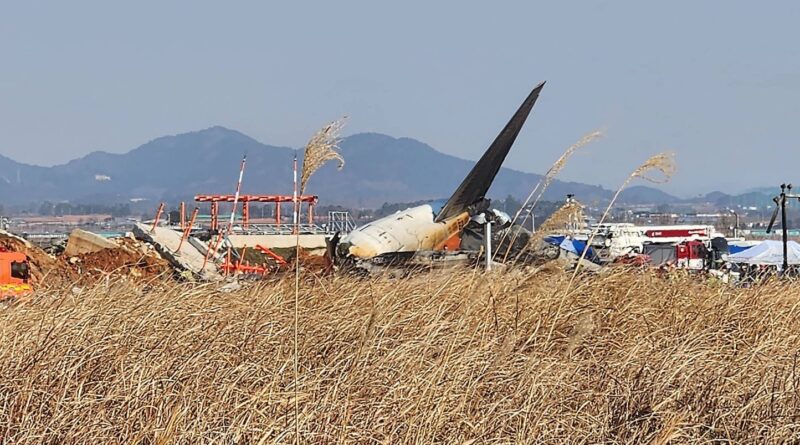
[{"left": 435, "top": 81, "right": 545, "bottom": 222}]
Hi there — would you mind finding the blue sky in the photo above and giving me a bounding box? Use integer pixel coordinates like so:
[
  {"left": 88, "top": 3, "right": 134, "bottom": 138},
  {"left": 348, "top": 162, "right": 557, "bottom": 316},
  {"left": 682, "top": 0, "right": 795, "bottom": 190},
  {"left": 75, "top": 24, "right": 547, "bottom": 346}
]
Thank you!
[{"left": 1, "top": 1, "right": 799, "bottom": 196}]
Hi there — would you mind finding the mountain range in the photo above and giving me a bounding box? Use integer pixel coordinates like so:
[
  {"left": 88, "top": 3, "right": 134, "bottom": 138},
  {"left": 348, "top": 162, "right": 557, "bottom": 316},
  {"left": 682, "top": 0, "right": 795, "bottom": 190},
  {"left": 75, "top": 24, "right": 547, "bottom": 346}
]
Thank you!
[{"left": 0, "top": 126, "right": 774, "bottom": 209}]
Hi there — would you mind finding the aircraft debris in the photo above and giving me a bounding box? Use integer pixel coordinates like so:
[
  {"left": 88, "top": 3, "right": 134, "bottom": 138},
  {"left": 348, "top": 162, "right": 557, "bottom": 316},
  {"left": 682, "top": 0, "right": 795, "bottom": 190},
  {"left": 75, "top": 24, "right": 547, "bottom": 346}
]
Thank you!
[
  {"left": 132, "top": 223, "right": 223, "bottom": 281},
  {"left": 330, "top": 82, "right": 547, "bottom": 273}
]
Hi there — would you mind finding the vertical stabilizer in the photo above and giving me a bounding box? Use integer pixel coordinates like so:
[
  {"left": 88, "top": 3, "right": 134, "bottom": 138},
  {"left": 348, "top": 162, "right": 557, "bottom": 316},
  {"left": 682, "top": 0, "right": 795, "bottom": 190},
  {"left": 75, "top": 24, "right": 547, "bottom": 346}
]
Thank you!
[{"left": 435, "top": 81, "right": 545, "bottom": 222}]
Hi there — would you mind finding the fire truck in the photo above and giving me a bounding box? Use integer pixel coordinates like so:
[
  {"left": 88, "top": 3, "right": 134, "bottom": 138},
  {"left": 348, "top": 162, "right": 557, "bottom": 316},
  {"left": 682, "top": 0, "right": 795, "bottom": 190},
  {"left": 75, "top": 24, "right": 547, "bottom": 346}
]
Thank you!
[
  {"left": 583, "top": 223, "right": 732, "bottom": 270},
  {"left": 0, "top": 248, "right": 32, "bottom": 300},
  {"left": 674, "top": 240, "right": 710, "bottom": 270},
  {"left": 587, "top": 224, "right": 720, "bottom": 258}
]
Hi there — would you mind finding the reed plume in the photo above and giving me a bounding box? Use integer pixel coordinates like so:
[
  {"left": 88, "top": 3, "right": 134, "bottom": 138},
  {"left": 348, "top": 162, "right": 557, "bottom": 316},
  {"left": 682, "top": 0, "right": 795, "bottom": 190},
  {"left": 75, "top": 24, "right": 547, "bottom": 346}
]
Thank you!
[
  {"left": 510, "top": 198, "right": 585, "bottom": 263},
  {"left": 534, "top": 130, "right": 602, "bottom": 203},
  {"left": 629, "top": 151, "right": 677, "bottom": 185},
  {"left": 300, "top": 116, "right": 347, "bottom": 194}
]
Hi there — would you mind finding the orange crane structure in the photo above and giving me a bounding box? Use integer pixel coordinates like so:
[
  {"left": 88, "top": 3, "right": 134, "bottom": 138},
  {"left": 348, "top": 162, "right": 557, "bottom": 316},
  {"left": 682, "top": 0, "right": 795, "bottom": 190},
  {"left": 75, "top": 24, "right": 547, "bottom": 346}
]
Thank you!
[{"left": 194, "top": 194, "right": 318, "bottom": 231}]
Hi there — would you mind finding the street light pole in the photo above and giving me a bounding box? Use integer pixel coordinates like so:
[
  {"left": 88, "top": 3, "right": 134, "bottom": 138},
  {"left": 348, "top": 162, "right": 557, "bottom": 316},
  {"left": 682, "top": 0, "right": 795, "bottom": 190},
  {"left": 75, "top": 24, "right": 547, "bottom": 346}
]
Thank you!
[
  {"left": 729, "top": 209, "right": 739, "bottom": 238},
  {"left": 485, "top": 220, "right": 493, "bottom": 272}
]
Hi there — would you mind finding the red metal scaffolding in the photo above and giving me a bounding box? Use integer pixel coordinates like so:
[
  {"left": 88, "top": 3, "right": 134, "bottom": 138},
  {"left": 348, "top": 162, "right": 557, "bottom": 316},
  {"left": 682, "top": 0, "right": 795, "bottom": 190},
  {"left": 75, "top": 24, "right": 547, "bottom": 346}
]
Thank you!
[{"left": 194, "top": 194, "right": 318, "bottom": 230}]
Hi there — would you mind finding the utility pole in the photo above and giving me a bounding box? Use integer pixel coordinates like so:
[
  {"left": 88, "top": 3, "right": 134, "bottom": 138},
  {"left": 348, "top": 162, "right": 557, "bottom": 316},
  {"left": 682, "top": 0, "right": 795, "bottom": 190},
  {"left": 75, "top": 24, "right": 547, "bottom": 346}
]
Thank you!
[
  {"left": 766, "top": 183, "right": 800, "bottom": 274},
  {"left": 782, "top": 186, "right": 789, "bottom": 273}
]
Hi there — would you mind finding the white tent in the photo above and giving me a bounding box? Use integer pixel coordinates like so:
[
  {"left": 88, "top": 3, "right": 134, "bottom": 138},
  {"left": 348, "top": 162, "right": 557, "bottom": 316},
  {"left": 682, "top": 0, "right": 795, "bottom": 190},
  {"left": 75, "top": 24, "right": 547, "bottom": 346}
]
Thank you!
[{"left": 726, "top": 240, "right": 800, "bottom": 265}]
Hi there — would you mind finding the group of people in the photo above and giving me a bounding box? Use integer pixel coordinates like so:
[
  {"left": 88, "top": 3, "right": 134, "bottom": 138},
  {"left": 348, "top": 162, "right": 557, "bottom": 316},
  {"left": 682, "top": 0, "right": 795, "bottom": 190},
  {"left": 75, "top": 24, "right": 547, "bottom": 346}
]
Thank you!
[{"left": 728, "top": 262, "right": 800, "bottom": 286}]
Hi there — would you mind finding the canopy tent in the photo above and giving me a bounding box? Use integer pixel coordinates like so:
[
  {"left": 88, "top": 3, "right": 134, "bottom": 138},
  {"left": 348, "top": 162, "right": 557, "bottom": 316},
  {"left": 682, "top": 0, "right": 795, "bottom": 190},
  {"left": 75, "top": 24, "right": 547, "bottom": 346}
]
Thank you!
[
  {"left": 726, "top": 240, "right": 800, "bottom": 265},
  {"left": 729, "top": 244, "right": 754, "bottom": 255}
]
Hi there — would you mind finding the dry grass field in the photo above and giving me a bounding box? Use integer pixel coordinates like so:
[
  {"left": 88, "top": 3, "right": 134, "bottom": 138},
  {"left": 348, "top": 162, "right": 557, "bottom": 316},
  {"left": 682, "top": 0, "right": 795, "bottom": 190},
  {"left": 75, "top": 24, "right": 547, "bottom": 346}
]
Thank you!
[{"left": 2, "top": 268, "right": 800, "bottom": 443}]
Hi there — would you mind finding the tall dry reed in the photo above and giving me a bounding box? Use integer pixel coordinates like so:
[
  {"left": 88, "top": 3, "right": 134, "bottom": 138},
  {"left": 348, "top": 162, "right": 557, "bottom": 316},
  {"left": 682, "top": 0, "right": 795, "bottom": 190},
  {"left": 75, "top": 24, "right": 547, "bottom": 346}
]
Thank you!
[
  {"left": 497, "top": 130, "right": 603, "bottom": 262},
  {"left": 295, "top": 116, "right": 347, "bottom": 442},
  {"left": 571, "top": 151, "right": 677, "bottom": 277},
  {"left": 544, "top": 152, "right": 677, "bottom": 346}
]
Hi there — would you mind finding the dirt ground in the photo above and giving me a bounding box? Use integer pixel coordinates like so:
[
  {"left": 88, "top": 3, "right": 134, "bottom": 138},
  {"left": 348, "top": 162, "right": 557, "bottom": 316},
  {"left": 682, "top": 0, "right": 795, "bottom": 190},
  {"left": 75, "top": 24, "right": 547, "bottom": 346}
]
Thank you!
[
  {"left": 64, "top": 246, "right": 172, "bottom": 281},
  {"left": 233, "top": 246, "right": 329, "bottom": 274}
]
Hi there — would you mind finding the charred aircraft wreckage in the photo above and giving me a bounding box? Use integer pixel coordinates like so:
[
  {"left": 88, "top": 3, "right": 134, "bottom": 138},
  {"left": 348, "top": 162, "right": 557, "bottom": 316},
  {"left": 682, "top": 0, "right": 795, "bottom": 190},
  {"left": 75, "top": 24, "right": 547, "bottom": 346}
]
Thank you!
[{"left": 328, "top": 82, "right": 547, "bottom": 273}]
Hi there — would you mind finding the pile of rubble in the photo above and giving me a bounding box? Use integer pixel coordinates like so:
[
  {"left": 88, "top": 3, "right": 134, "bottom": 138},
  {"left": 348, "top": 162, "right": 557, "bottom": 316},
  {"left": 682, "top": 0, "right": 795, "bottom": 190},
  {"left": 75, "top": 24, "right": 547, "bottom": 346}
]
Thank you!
[
  {"left": 1, "top": 222, "right": 336, "bottom": 291},
  {"left": 1, "top": 228, "right": 172, "bottom": 286},
  {"left": 63, "top": 234, "right": 172, "bottom": 280}
]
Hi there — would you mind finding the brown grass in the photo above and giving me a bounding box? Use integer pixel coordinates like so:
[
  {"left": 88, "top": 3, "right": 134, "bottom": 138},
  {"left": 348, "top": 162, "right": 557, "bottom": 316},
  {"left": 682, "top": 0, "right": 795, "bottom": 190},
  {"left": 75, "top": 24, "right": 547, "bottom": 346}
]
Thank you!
[{"left": 3, "top": 269, "right": 800, "bottom": 443}]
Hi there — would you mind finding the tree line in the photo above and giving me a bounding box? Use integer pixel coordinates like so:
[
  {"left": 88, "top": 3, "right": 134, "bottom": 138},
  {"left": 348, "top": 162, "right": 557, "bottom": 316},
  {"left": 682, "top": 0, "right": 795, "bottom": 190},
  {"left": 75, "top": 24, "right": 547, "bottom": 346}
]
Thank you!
[{"left": 37, "top": 201, "right": 132, "bottom": 217}]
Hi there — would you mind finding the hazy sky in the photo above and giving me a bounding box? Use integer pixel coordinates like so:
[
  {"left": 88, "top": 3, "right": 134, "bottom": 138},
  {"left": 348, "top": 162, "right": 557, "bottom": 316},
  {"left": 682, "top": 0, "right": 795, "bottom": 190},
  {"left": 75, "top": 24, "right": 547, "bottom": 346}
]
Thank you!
[{"left": 1, "top": 1, "right": 799, "bottom": 196}]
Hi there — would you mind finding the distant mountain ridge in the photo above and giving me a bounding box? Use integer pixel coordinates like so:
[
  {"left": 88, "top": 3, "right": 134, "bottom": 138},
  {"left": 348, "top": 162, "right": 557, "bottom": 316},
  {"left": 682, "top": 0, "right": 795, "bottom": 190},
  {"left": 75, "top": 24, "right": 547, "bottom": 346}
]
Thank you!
[{"left": 0, "top": 126, "right": 741, "bottom": 208}]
